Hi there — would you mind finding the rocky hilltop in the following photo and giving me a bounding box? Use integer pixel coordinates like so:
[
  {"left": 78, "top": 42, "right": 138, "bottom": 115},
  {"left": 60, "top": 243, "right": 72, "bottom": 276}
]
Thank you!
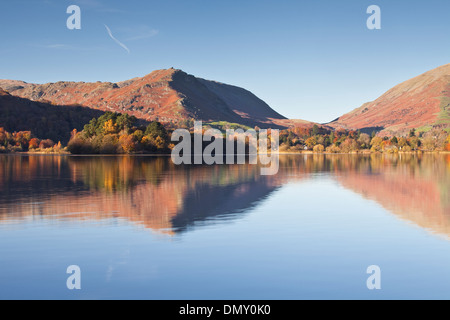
[{"left": 0, "top": 69, "right": 288, "bottom": 129}]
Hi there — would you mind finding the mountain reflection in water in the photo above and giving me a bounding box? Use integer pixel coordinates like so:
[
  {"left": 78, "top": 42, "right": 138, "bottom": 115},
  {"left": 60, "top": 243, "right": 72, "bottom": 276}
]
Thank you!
[{"left": 0, "top": 154, "right": 449, "bottom": 238}]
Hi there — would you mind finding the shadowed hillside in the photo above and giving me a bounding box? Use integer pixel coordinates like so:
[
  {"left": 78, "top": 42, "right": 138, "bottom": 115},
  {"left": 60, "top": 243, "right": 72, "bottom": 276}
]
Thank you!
[{"left": 0, "top": 88, "right": 105, "bottom": 144}]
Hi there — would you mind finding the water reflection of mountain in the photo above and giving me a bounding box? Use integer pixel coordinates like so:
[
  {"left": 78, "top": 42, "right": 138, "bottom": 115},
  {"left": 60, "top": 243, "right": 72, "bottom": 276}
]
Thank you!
[
  {"left": 335, "top": 154, "right": 450, "bottom": 238},
  {"left": 0, "top": 156, "right": 280, "bottom": 234},
  {"left": 299, "top": 154, "right": 450, "bottom": 238},
  {"left": 171, "top": 179, "right": 280, "bottom": 233},
  {"left": 0, "top": 154, "right": 449, "bottom": 237}
]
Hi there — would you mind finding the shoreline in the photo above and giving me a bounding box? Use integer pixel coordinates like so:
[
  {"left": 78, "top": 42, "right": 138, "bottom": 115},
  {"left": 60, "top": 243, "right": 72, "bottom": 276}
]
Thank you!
[{"left": 1, "top": 151, "right": 449, "bottom": 156}]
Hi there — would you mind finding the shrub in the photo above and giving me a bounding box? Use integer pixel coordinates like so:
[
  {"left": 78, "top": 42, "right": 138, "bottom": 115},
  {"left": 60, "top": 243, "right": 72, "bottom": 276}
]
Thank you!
[
  {"left": 39, "top": 139, "right": 55, "bottom": 149},
  {"left": 400, "top": 145, "right": 412, "bottom": 152},
  {"left": 313, "top": 144, "right": 324, "bottom": 153},
  {"left": 29, "top": 138, "right": 40, "bottom": 149},
  {"left": 370, "top": 136, "right": 384, "bottom": 152},
  {"left": 326, "top": 145, "right": 341, "bottom": 153},
  {"left": 305, "top": 136, "right": 317, "bottom": 149},
  {"left": 100, "top": 134, "right": 119, "bottom": 154},
  {"left": 67, "top": 134, "right": 94, "bottom": 154},
  {"left": 340, "top": 138, "right": 359, "bottom": 153},
  {"left": 385, "top": 146, "right": 399, "bottom": 154}
]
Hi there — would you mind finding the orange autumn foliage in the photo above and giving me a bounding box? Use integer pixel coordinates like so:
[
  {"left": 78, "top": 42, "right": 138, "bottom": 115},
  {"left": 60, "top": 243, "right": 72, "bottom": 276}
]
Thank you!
[
  {"left": 29, "top": 138, "right": 40, "bottom": 149},
  {"left": 119, "top": 134, "right": 136, "bottom": 154},
  {"left": 103, "top": 119, "right": 117, "bottom": 135}
]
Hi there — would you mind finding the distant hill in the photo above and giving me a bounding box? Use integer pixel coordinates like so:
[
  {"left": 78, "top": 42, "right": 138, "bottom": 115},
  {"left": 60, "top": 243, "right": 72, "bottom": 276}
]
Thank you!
[
  {"left": 0, "top": 69, "right": 290, "bottom": 129},
  {"left": 328, "top": 63, "right": 450, "bottom": 135}
]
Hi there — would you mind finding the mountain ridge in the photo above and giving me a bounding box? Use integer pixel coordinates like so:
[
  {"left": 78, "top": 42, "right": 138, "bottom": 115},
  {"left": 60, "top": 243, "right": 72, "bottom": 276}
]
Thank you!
[
  {"left": 2, "top": 64, "right": 450, "bottom": 136},
  {"left": 0, "top": 68, "right": 290, "bottom": 129}
]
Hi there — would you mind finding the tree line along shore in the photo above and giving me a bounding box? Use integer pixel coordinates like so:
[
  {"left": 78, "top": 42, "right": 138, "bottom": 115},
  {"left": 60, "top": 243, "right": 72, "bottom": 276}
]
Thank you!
[{"left": 1, "top": 113, "right": 449, "bottom": 155}]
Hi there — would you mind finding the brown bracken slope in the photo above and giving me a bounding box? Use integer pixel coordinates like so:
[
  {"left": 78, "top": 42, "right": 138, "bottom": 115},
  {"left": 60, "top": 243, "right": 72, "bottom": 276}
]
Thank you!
[
  {"left": 0, "top": 69, "right": 290, "bottom": 129},
  {"left": 328, "top": 63, "right": 450, "bottom": 135}
]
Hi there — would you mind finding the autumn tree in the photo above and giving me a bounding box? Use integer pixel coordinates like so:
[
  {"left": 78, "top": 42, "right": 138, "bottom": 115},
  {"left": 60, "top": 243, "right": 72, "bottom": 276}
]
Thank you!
[
  {"left": 348, "top": 130, "right": 358, "bottom": 139},
  {"left": 305, "top": 136, "right": 317, "bottom": 149},
  {"left": 357, "top": 133, "right": 371, "bottom": 149},
  {"left": 132, "top": 130, "right": 144, "bottom": 142},
  {"left": 408, "top": 136, "right": 420, "bottom": 150},
  {"left": 116, "top": 114, "right": 137, "bottom": 132},
  {"left": 99, "top": 134, "right": 119, "bottom": 154},
  {"left": 326, "top": 144, "right": 341, "bottom": 153},
  {"left": 141, "top": 135, "right": 166, "bottom": 152},
  {"left": 119, "top": 134, "right": 137, "bottom": 154},
  {"left": 39, "top": 139, "right": 55, "bottom": 149},
  {"left": 313, "top": 144, "right": 324, "bottom": 153},
  {"left": 153, "top": 136, "right": 166, "bottom": 150},
  {"left": 422, "top": 135, "right": 436, "bottom": 151},
  {"left": 67, "top": 132, "right": 94, "bottom": 154},
  {"left": 329, "top": 131, "right": 335, "bottom": 144},
  {"left": 69, "top": 112, "right": 170, "bottom": 154},
  {"left": 13, "top": 131, "right": 31, "bottom": 150},
  {"left": 312, "top": 124, "right": 319, "bottom": 136},
  {"left": 398, "top": 137, "right": 408, "bottom": 148},
  {"left": 83, "top": 118, "right": 98, "bottom": 138},
  {"left": 55, "top": 141, "right": 62, "bottom": 152},
  {"left": 29, "top": 138, "right": 40, "bottom": 149},
  {"left": 145, "top": 121, "right": 168, "bottom": 140},
  {"left": 435, "top": 130, "right": 449, "bottom": 150},
  {"left": 421, "top": 129, "right": 446, "bottom": 151},
  {"left": 103, "top": 119, "right": 118, "bottom": 135},
  {"left": 315, "top": 135, "right": 325, "bottom": 146},
  {"left": 340, "top": 138, "right": 359, "bottom": 153},
  {"left": 370, "top": 136, "right": 384, "bottom": 152},
  {"left": 0, "top": 128, "right": 7, "bottom": 146}
]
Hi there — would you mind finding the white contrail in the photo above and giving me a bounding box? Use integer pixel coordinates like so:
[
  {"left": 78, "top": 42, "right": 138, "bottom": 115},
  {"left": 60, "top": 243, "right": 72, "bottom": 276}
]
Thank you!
[{"left": 104, "top": 24, "right": 130, "bottom": 54}]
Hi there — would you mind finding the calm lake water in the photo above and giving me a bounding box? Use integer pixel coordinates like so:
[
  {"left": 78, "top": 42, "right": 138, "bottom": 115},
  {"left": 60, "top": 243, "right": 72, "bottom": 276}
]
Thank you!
[{"left": 0, "top": 154, "right": 449, "bottom": 300}]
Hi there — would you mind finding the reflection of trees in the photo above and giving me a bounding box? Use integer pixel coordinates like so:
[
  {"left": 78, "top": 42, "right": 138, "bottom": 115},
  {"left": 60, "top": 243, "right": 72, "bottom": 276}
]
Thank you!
[
  {"left": 67, "top": 156, "right": 264, "bottom": 193},
  {"left": 0, "top": 154, "right": 449, "bottom": 237},
  {"left": 0, "top": 155, "right": 270, "bottom": 234},
  {"left": 68, "top": 156, "right": 172, "bottom": 192},
  {"left": 0, "top": 155, "right": 82, "bottom": 197},
  {"left": 279, "top": 153, "right": 450, "bottom": 213}
]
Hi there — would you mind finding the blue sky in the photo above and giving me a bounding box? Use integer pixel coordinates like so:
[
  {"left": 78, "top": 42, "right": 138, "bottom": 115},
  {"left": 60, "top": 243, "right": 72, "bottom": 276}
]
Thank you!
[{"left": 0, "top": 0, "right": 449, "bottom": 123}]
